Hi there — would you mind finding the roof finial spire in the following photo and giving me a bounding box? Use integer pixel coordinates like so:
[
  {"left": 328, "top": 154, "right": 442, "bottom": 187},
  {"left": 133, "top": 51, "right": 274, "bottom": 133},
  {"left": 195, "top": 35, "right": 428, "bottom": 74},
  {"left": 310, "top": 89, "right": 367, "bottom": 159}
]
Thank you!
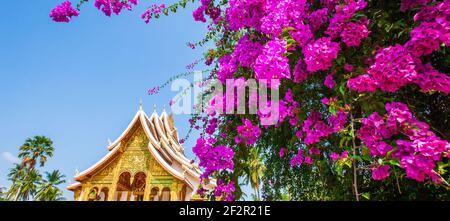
[
  {"left": 153, "top": 104, "right": 157, "bottom": 113},
  {"left": 163, "top": 104, "right": 166, "bottom": 112},
  {"left": 139, "top": 98, "right": 143, "bottom": 111},
  {"left": 108, "top": 138, "right": 112, "bottom": 145}
]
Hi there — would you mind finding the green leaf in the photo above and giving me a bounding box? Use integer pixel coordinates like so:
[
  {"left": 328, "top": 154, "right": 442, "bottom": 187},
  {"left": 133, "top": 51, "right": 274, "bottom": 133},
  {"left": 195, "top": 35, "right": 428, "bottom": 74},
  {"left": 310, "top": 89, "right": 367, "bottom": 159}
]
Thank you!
[
  {"left": 437, "top": 162, "right": 448, "bottom": 175},
  {"left": 389, "top": 158, "right": 400, "bottom": 167},
  {"left": 329, "top": 105, "right": 337, "bottom": 115},
  {"left": 344, "top": 159, "right": 352, "bottom": 168},
  {"left": 339, "top": 83, "right": 346, "bottom": 96},
  {"left": 362, "top": 192, "right": 370, "bottom": 200},
  {"left": 170, "top": 4, "right": 178, "bottom": 13},
  {"left": 352, "top": 155, "right": 362, "bottom": 162},
  {"left": 162, "top": 8, "right": 169, "bottom": 16},
  {"left": 339, "top": 137, "right": 349, "bottom": 148}
]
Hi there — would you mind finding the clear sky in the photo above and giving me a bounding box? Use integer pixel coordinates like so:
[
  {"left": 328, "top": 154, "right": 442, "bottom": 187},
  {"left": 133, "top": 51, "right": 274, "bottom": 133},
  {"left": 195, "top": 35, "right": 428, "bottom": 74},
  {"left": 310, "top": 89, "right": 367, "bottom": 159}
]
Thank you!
[{"left": 0, "top": 0, "right": 220, "bottom": 199}]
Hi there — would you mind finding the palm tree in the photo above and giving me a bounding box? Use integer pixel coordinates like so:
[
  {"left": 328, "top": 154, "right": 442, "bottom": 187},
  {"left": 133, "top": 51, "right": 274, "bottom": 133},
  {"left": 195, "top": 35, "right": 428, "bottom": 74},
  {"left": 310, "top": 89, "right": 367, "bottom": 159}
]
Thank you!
[
  {"left": 7, "top": 163, "right": 25, "bottom": 183},
  {"left": 35, "top": 170, "right": 66, "bottom": 201},
  {"left": 9, "top": 136, "right": 54, "bottom": 201},
  {"left": 0, "top": 186, "right": 6, "bottom": 201},
  {"left": 243, "top": 147, "right": 266, "bottom": 200},
  {"left": 18, "top": 136, "right": 54, "bottom": 168},
  {"left": 5, "top": 163, "right": 25, "bottom": 200},
  {"left": 6, "top": 167, "right": 41, "bottom": 201}
]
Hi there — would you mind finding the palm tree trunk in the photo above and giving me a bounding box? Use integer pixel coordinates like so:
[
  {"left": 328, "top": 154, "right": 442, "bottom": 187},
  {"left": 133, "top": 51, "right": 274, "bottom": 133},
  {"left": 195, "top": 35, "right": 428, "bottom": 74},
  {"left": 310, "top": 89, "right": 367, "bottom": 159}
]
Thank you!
[
  {"left": 256, "top": 188, "right": 260, "bottom": 200},
  {"left": 13, "top": 180, "right": 24, "bottom": 201},
  {"left": 13, "top": 164, "right": 31, "bottom": 201}
]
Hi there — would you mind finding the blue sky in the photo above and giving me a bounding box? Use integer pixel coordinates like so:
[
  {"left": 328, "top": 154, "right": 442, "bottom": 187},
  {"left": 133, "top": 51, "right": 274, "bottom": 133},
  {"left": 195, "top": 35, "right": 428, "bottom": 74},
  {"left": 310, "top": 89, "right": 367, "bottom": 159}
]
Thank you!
[{"left": 0, "top": 0, "right": 221, "bottom": 199}]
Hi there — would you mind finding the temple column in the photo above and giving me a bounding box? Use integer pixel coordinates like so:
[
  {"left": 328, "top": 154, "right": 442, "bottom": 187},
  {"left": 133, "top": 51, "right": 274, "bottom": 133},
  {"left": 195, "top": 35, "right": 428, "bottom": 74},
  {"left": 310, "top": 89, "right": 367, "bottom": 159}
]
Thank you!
[
  {"left": 143, "top": 173, "right": 153, "bottom": 201},
  {"left": 81, "top": 182, "right": 92, "bottom": 201},
  {"left": 170, "top": 181, "right": 179, "bottom": 201}
]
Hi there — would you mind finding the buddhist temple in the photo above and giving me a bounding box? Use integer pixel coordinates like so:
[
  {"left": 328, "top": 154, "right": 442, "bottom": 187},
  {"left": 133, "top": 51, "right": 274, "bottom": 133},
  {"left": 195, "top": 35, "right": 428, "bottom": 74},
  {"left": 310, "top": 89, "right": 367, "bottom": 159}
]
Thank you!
[{"left": 67, "top": 103, "right": 214, "bottom": 201}]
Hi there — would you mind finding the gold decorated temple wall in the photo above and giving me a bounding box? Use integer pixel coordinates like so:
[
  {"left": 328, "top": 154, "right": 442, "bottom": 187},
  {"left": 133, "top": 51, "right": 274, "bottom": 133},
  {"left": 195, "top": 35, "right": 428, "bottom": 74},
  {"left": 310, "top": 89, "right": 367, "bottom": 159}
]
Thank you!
[{"left": 74, "top": 125, "right": 190, "bottom": 201}]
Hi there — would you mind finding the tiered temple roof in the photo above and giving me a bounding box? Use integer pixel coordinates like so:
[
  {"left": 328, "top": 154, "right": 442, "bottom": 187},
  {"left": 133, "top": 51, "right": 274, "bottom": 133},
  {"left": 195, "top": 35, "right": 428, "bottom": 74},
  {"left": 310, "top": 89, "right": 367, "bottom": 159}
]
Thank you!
[{"left": 67, "top": 104, "right": 213, "bottom": 200}]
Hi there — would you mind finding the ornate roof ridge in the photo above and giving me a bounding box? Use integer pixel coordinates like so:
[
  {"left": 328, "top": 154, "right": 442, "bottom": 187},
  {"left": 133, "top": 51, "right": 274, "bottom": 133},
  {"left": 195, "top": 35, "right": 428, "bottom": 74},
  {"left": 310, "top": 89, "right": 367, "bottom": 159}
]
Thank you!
[{"left": 71, "top": 106, "right": 206, "bottom": 189}]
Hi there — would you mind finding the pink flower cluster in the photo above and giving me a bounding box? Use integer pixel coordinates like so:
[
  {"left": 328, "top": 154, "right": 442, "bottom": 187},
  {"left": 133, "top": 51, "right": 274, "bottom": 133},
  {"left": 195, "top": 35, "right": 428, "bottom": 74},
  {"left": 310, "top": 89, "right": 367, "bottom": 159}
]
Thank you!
[
  {"left": 358, "top": 102, "right": 450, "bottom": 182},
  {"left": 215, "top": 179, "right": 235, "bottom": 201},
  {"left": 282, "top": 89, "right": 300, "bottom": 125},
  {"left": 293, "top": 59, "right": 309, "bottom": 83},
  {"left": 340, "top": 18, "right": 370, "bottom": 47},
  {"left": 324, "top": 74, "right": 335, "bottom": 89},
  {"left": 291, "top": 147, "right": 322, "bottom": 167},
  {"left": 349, "top": 1, "right": 450, "bottom": 94},
  {"left": 94, "top": 0, "right": 138, "bottom": 17},
  {"left": 253, "top": 38, "right": 291, "bottom": 86},
  {"left": 372, "top": 165, "right": 390, "bottom": 180},
  {"left": 308, "top": 8, "right": 329, "bottom": 30},
  {"left": 400, "top": 0, "right": 430, "bottom": 12},
  {"left": 141, "top": 4, "right": 166, "bottom": 24},
  {"left": 193, "top": 0, "right": 222, "bottom": 23},
  {"left": 235, "top": 119, "right": 262, "bottom": 145},
  {"left": 348, "top": 44, "right": 450, "bottom": 94},
  {"left": 289, "top": 23, "right": 313, "bottom": 48},
  {"left": 279, "top": 147, "right": 288, "bottom": 157},
  {"left": 233, "top": 35, "right": 263, "bottom": 68},
  {"left": 330, "top": 150, "right": 348, "bottom": 161},
  {"left": 290, "top": 149, "right": 304, "bottom": 166},
  {"left": 217, "top": 35, "right": 263, "bottom": 83},
  {"left": 302, "top": 37, "right": 340, "bottom": 73},
  {"left": 260, "top": 0, "right": 308, "bottom": 36},
  {"left": 148, "top": 86, "right": 160, "bottom": 95},
  {"left": 325, "top": 0, "right": 367, "bottom": 38},
  {"left": 193, "top": 137, "right": 234, "bottom": 179},
  {"left": 301, "top": 109, "right": 348, "bottom": 145},
  {"left": 414, "top": 62, "right": 450, "bottom": 93},
  {"left": 205, "top": 118, "right": 218, "bottom": 135},
  {"left": 406, "top": 1, "right": 450, "bottom": 56},
  {"left": 347, "top": 44, "right": 418, "bottom": 92},
  {"left": 226, "top": 0, "right": 265, "bottom": 31},
  {"left": 217, "top": 55, "right": 237, "bottom": 83},
  {"left": 49, "top": 1, "right": 79, "bottom": 23}
]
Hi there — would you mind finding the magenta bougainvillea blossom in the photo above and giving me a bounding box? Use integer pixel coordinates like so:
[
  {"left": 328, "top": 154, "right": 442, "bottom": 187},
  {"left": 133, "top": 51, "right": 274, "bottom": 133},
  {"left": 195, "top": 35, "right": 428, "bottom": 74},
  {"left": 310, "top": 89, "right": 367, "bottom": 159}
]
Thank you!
[
  {"left": 340, "top": 18, "right": 370, "bottom": 47},
  {"left": 358, "top": 102, "right": 450, "bottom": 183},
  {"left": 279, "top": 147, "right": 288, "bottom": 157},
  {"left": 302, "top": 37, "right": 340, "bottom": 73},
  {"left": 372, "top": 165, "right": 391, "bottom": 180},
  {"left": 50, "top": 0, "right": 450, "bottom": 200},
  {"left": 324, "top": 74, "right": 335, "bottom": 89},
  {"left": 308, "top": 8, "right": 329, "bottom": 30},
  {"left": 290, "top": 149, "right": 304, "bottom": 167},
  {"left": 235, "top": 119, "right": 262, "bottom": 145},
  {"left": 95, "top": 0, "right": 138, "bottom": 17},
  {"left": 253, "top": 38, "right": 291, "bottom": 85},
  {"left": 141, "top": 4, "right": 166, "bottom": 24},
  {"left": 193, "top": 137, "right": 234, "bottom": 178},
  {"left": 49, "top": 1, "right": 79, "bottom": 22},
  {"left": 400, "top": 0, "right": 430, "bottom": 12}
]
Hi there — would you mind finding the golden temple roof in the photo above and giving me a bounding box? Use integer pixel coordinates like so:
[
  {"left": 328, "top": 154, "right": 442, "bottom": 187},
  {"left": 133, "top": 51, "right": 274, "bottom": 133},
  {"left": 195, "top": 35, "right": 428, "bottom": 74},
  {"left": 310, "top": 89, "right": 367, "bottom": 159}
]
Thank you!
[{"left": 70, "top": 104, "right": 213, "bottom": 191}]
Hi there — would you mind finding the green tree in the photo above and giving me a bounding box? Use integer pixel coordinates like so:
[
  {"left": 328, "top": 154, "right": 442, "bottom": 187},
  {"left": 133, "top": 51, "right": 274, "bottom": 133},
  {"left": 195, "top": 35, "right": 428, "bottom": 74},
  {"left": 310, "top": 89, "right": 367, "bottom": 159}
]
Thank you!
[
  {"left": 7, "top": 136, "right": 54, "bottom": 201},
  {"left": 242, "top": 147, "right": 266, "bottom": 200},
  {"left": 6, "top": 167, "right": 42, "bottom": 201},
  {"left": 18, "top": 136, "right": 54, "bottom": 168},
  {"left": 0, "top": 186, "right": 6, "bottom": 201},
  {"left": 35, "top": 170, "right": 66, "bottom": 201}
]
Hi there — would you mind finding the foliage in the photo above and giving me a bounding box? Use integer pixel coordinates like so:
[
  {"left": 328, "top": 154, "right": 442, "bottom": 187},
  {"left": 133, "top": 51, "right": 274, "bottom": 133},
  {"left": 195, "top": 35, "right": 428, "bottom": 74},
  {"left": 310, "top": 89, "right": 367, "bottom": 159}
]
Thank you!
[
  {"left": 50, "top": 0, "right": 450, "bottom": 201},
  {"left": 35, "top": 170, "right": 66, "bottom": 201},
  {"left": 4, "top": 136, "right": 66, "bottom": 201}
]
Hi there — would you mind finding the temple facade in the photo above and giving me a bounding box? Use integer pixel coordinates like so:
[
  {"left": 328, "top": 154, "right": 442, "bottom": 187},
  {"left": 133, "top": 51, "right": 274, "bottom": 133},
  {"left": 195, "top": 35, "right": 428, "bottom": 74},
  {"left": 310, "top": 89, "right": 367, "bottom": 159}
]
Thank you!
[{"left": 67, "top": 105, "right": 213, "bottom": 201}]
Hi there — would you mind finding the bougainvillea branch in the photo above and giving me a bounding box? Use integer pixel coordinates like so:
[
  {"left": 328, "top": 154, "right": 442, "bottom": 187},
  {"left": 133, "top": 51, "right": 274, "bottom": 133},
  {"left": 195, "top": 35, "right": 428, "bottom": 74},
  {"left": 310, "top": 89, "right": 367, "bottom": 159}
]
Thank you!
[{"left": 50, "top": 0, "right": 450, "bottom": 200}]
